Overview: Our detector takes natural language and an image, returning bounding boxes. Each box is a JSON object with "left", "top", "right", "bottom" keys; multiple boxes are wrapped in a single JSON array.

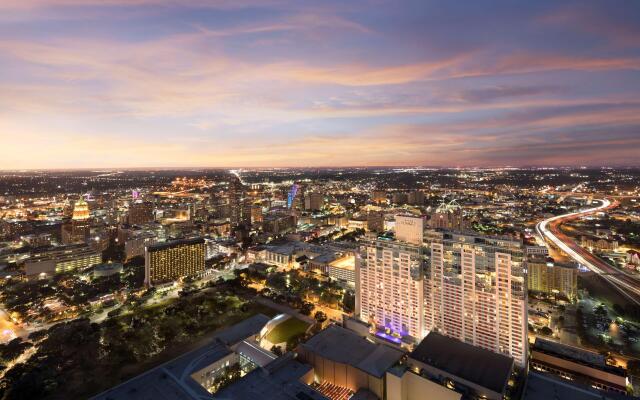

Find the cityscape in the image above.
[{"left": 1, "top": 1, "right": 640, "bottom": 400}]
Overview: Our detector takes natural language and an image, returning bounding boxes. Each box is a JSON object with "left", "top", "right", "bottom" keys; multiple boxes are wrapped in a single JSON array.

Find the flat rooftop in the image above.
[
  {"left": 532, "top": 338, "right": 625, "bottom": 377},
  {"left": 92, "top": 314, "right": 270, "bottom": 400},
  {"left": 216, "top": 355, "right": 328, "bottom": 400},
  {"left": 409, "top": 332, "right": 514, "bottom": 394},
  {"left": 300, "top": 325, "right": 405, "bottom": 378},
  {"left": 524, "top": 372, "right": 632, "bottom": 400}
]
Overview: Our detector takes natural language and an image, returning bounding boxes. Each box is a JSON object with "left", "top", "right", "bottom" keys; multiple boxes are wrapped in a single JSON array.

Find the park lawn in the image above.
[{"left": 265, "top": 317, "right": 310, "bottom": 344}]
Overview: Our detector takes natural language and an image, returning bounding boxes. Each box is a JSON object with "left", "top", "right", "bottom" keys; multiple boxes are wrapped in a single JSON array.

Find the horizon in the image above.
[{"left": 1, "top": 0, "right": 640, "bottom": 168}]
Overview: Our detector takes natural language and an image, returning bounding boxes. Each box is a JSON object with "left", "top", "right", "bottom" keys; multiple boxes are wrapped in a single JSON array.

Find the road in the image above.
[{"left": 537, "top": 199, "right": 640, "bottom": 306}]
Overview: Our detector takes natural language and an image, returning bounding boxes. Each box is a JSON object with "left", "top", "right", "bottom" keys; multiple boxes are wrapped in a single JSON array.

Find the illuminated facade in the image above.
[
  {"left": 527, "top": 257, "right": 578, "bottom": 300},
  {"left": 424, "top": 230, "right": 527, "bottom": 367},
  {"left": 355, "top": 228, "right": 528, "bottom": 367},
  {"left": 144, "top": 238, "right": 205, "bottom": 286},
  {"left": 356, "top": 238, "right": 424, "bottom": 339},
  {"left": 62, "top": 198, "right": 91, "bottom": 244}
]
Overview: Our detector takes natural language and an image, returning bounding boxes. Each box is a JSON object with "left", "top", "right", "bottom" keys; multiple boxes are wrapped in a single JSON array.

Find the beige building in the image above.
[
  {"left": 395, "top": 214, "right": 424, "bottom": 245},
  {"left": 527, "top": 257, "right": 578, "bottom": 300},
  {"left": 297, "top": 325, "right": 405, "bottom": 399},
  {"left": 357, "top": 238, "right": 424, "bottom": 339},
  {"left": 424, "top": 231, "right": 527, "bottom": 367},
  {"left": 144, "top": 238, "right": 205, "bottom": 286}
]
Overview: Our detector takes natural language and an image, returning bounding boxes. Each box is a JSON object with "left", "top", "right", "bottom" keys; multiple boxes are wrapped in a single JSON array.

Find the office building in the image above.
[
  {"left": 428, "top": 200, "right": 466, "bottom": 231},
  {"left": 62, "top": 198, "right": 91, "bottom": 244},
  {"left": 372, "top": 190, "right": 387, "bottom": 204},
  {"left": 144, "top": 238, "right": 205, "bottom": 286},
  {"left": 407, "top": 190, "right": 425, "bottom": 205},
  {"left": 127, "top": 201, "right": 154, "bottom": 225},
  {"left": 367, "top": 211, "right": 385, "bottom": 233},
  {"left": 124, "top": 232, "right": 156, "bottom": 261},
  {"left": 395, "top": 214, "right": 423, "bottom": 245},
  {"left": 24, "top": 244, "right": 102, "bottom": 279},
  {"left": 527, "top": 256, "right": 578, "bottom": 301},
  {"left": 228, "top": 176, "right": 244, "bottom": 226},
  {"left": 304, "top": 192, "right": 324, "bottom": 211}
]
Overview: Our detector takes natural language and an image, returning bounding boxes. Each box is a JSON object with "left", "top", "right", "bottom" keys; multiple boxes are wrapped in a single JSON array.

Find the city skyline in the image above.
[{"left": 1, "top": 0, "right": 640, "bottom": 168}]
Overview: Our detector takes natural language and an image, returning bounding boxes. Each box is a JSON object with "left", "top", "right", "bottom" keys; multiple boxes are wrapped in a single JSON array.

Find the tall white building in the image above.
[
  {"left": 356, "top": 239, "right": 424, "bottom": 339},
  {"left": 356, "top": 227, "right": 528, "bottom": 367},
  {"left": 394, "top": 214, "right": 423, "bottom": 245}
]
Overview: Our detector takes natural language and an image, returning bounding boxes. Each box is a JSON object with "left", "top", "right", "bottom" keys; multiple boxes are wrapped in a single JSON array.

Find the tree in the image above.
[
  {"left": 539, "top": 326, "right": 553, "bottom": 336},
  {"left": 314, "top": 311, "right": 327, "bottom": 324},
  {"left": 271, "top": 345, "right": 283, "bottom": 356}
]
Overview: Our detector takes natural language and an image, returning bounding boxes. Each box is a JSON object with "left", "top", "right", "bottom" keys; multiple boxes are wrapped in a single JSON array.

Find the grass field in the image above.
[{"left": 265, "top": 317, "right": 310, "bottom": 344}]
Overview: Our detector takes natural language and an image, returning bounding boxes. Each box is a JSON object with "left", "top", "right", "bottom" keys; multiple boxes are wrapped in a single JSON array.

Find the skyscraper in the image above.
[
  {"left": 423, "top": 230, "right": 527, "bottom": 366},
  {"left": 227, "top": 176, "right": 244, "bottom": 227},
  {"left": 62, "top": 198, "right": 91, "bottom": 244},
  {"left": 355, "top": 223, "right": 528, "bottom": 367},
  {"left": 356, "top": 238, "right": 425, "bottom": 339}
]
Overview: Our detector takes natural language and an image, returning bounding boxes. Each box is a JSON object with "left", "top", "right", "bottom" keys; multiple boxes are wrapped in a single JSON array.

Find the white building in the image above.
[
  {"left": 356, "top": 229, "right": 528, "bottom": 367},
  {"left": 356, "top": 239, "right": 424, "bottom": 339},
  {"left": 394, "top": 214, "right": 423, "bottom": 245}
]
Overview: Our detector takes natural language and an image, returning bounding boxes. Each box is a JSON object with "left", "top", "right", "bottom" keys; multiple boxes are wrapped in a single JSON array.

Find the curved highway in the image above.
[{"left": 536, "top": 199, "right": 640, "bottom": 306}]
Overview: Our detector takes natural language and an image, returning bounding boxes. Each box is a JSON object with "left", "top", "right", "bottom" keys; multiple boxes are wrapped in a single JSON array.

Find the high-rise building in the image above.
[
  {"left": 527, "top": 256, "right": 578, "bottom": 301},
  {"left": 227, "top": 177, "right": 244, "bottom": 227},
  {"left": 424, "top": 230, "right": 527, "bottom": 366},
  {"left": 304, "top": 193, "right": 324, "bottom": 211},
  {"left": 128, "top": 201, "right": 154, "bottom": 225},
  {"left": 395, "top": 214, "right": 423, "bottom": 245},
  {"left": 407, "top": 190, "right": 425, "bottom": 205},
  {"left": 366, "top": 211, "right": 385, "bottom": 233},
  {"left": 392, "top": 192, "right": 408, "bottom": 205},
  {"left": 62, "top": 198, "right": 91, "bottom": 244},
  {"left": 144, "top": 238, "right": 205, "bottom": 286},
  {"left": 356, "top": 238, "right": 425, "bottom": 339},
  {"left": 355, "top": 227, "right": 528, "bottom": 367}
]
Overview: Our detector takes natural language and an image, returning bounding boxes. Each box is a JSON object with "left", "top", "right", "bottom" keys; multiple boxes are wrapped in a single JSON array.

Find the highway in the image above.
[{"left": 537, "top": 198, "right": 640, "bottom": 306}]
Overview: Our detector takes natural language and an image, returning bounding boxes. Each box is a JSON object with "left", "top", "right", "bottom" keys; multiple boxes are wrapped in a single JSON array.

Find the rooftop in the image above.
[
  {"left": 409, "top": 332, "right": 514, "bottom": 394},
  {"left": 524, "top": 372, "right": 632, "bottom": 400},
  {"left": 299, "top": 325, "right": 405, "bottom": 378},
  {"left": 216, "top": 354, "right": 327, "bottom": 400},
  {"left": 147, "top": 237, "right": 205, "bottom": 252},
  {"left": 92, "top": 314, "right": 270, "bottom": 400},
  {"left": 532, "top": 338, "right": 625, "bottom": 377}
]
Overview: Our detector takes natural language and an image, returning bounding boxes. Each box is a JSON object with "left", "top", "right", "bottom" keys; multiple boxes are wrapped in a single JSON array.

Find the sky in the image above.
[{"left": 1, "top": 0, "right": 639, "bottom": 169}]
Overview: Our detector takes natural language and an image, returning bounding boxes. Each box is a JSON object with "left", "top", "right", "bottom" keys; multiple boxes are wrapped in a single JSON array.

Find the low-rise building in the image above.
[
  {"left": 530, "top": 338, "right": 627, "bottom": 394},
  {"left": 407, "top": 332, "right": 515, "bottom": 400},
  {"left": 297, "top": 324, "right": 406, "bottom": 399},
  {"left": 24, "top": 244, "right": 102, "bottom": 279}
]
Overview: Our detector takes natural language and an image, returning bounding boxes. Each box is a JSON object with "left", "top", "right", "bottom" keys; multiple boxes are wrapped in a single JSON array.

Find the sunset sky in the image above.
[{"left": 1, "top": 0, "right": 639, "bottom": 169}]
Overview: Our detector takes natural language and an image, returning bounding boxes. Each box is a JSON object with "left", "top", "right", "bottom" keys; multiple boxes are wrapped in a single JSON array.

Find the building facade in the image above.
[
  {"left": 527, "top": 257, "right": 578, "bottom": 301},
  {"left": 144, "top": 238, "right": 205, "bottom": 285},
  {"left": 423, "top": 231, "right": 527, "bottom": 366},
  {"left": 356, "top": 238, "right": 425, "bottom": 339},
  {"left": 356, "top": 225, "right": 528, "bottom": 367}
]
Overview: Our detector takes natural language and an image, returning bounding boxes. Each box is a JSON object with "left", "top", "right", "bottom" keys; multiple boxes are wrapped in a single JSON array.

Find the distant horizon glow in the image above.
[{"left": 1, "top": 0, "right": 639, "bottom": 169}]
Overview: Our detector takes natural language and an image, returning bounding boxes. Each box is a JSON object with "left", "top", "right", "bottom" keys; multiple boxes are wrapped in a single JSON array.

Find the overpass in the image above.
[{"left": 536, "top": 199, "right": 640, "bottom": 306}]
